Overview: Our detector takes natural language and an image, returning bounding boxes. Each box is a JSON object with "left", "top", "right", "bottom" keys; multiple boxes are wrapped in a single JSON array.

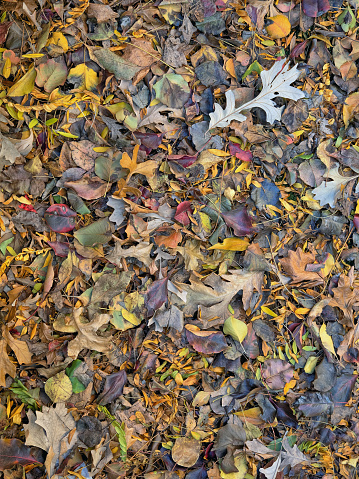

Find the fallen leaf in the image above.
[
  {"left": 265, "top": 15, "right": 291, "bottom": 39},
  {"left": 0, "top": 438, "right": 40, "bottom": 471},
  {"left": 44, "top": 370, "right": 73, "bottom": 403},
  {"left": 319, "top": 323, "right": 336, "bottom": 355},
  {"left": 223, "top": 316, "right": 248, "bottom": 343},
  {"left": 171, "top": 437, "right": 201, "bottom": 467},
  {"left": 186, "top": 324, "right": 228, "bottom": 354}
]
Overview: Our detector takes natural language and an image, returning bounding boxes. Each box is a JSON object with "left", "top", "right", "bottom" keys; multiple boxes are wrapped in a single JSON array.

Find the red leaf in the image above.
[
  {"left": 44, "top": 204, "right": 77, "bottom": 233},
  {"left": 302, "top": 0, "right": 330, "bottom": 17},
  {"left": 0, "top": 438, "right": 40, "bottom": 471},
  {"left": 354, "top": 215, "right": 359, "bottom": 232},
  {"left": 18, "top": 203, "right": 37, "bottom": 213},
  {"left": 290, "top": 40, "right": 308, "bottom": 59},
  {"left": 145, "top": 277, "right": 168, "bottom": 316},
  {"left": 175, "top": 201, "right": 193, "bottom": 226},
  {"left": 168, "top": 155, "right": 197, "bottom": 168},
  {"left": 222, "top": 206, "right": 254, "bottom": 236},
  {"left": 228, "top": 142, "right": 252, "bottom": 162}
]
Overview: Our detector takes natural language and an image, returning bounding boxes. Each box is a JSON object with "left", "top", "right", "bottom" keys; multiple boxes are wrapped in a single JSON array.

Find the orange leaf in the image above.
[{"left": 265, "top": 15, "right": 291, "bottom": 39}]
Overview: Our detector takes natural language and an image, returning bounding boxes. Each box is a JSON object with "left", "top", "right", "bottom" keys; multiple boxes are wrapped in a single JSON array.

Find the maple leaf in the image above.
[{"left": 279, "top": 248, "right": 324, "bottom": 285}]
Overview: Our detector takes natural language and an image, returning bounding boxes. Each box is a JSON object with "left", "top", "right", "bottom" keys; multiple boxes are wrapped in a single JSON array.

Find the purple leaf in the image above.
[
  {"left": 331, "top": 372, "right": 357, "bottom": 407},
  {"left": 98, "top": 370, "right": 127, "bottom": 405},
  {"left": 186, "top": 325, "right": 227, "bottom": 354},
  {"left": 269, "top": 399, "right": 298, "bottom": 428},
  {"left": 134, "top": 131, "right": 164, "bottom": 154},
  {"left": 145, "top": 277, "right": 168, "bottom": 316},
  {"left": 47, "top": 241, "right": 70, "bottom": 257},
  {"left": 222, "top": 206, "right": 254, "bottom": 236},
  {"left": 0, "top": 438, "right": 40, "bottom": 471},
  {"left": 168, "top": 155, "right": 197, "bottom": 168},
  {"left": 302, "top": 0, "right": 330, "bottom": 17}
]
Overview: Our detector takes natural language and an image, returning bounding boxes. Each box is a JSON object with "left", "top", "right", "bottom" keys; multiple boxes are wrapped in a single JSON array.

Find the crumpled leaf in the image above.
[
  {"left": 209, "top": 59, "right": 305, "bottom": 129},
  {"left": 312, "top": 164, "right": 358, "bottom": 208}
]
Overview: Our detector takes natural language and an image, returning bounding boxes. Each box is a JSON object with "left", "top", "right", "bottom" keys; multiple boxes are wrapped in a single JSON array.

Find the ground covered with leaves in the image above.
[{"left": 1, "top": 0, "right": 359, "bottom": 478}]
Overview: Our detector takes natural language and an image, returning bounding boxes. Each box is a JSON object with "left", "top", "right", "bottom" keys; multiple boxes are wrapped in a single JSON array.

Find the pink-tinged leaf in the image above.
[
  {"left": 276, "top": 0, "right": 296, "bottom": 12},
  {"left": 261, "top": 359, "right": 294, "bottom": 390},
  {"left": 354, "top": 215, "right": 359, "bottom": 232},
  {"left": 134, "top": 131, "right": 164, "bottom": 154},
  {"left": 47, "top": 241, "right": 70, "bottom": 257},
  {"left": 168, "top": 155, "right": 197, "bottom": 168},
  {"left": 302, "top": 0, "right": 330, "bottom": 17},
  {"left": 186, "top": 325, "right": 227, "bottom": 354},
  {"left": 228, "top": 142, "right": 252, "bottom": 162},
  {"left": 64, "top": 176, "right": 108, "bottom": 200},
  {"left": 145, "top": 277, "right": 168, "bottom": 316},
  {"left": 240, "top": 323, "right": 259, "bottom": 359},
  {"left": 98, "top": 370, "right": 127, "bottom": 405},
  {"left": 222, "top": 206, "right": 254, "bottom": 236},
  {"left": 0, "top": 438, "right": 40, "bottom": 471},
  {"left": 44, "top": 204, "right": 77, "bottom": 233},
  {"left": 290, "top": 40, "right": 308, "bottom": 59},
  {"left": 175, "top": 201, "right": 193, "bottom": 226},
  {"left": 18, "top": 203, "right": 37, "bottom": 213}
]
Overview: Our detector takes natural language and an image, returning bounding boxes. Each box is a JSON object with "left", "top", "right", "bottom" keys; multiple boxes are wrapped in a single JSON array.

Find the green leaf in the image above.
[
  {"left": 10, "top": 378, "right": 39, "bottom": 409},
  {"left": 67, "top": 189, "right": 91, "bottom": 215},
  {"left": 223, "top": 316, "right": 248, "bottom": 343},
  {"left": 45, "top": 118, "right": 58, "bottom": 126},
  {"left": 242, "top": 60, "right": 263, "bottom": 81},
  {"left": 0, "top": 237, "right": 13, "bottom": 255},
  {"left": 29, "top": 118, "right": 39, "bottom": 129},
  {"left": 66, "top": 360, "right": 86, "bottom": 394},
  {"left": 74, "top": 218, "right": 112, "bottom": 247},
  {"left": 98, "top": 405, "right": 127, "bottom": 461},
  {"left": 338, "top": 5, "right": 356, "bottom": 33}
]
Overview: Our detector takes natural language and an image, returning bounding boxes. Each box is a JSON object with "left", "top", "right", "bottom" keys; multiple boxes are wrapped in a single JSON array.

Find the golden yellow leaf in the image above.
[
  {"left": 208, "top": 149, "right": 230, "bottom": 157},
  {"left": 209, "top": 237, "right": 249, "bottom": 251},
  {"left": 265, "top": 15, "right": 291, "bottom": 39},
  {"left": 7, "top": 68, "right": 37, "bottom": 97}
]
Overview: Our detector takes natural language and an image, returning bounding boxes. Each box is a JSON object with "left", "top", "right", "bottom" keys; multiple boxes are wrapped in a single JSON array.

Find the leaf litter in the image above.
[{"left": 1, "top": 1, "right": 359, "bottom": 479}]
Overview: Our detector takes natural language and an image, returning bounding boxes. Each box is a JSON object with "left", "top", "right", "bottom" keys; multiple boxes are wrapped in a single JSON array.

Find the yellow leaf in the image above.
[
  {"left": 284, "top": 379, "right": 296, "bottom": 395},
  {"left": 320, "top": 323, "right": 336, "bottom": 355},
  {"left": 7, "top": 68, "right": 37, "bottom": 97},
  {"left": 3, "top": 57, "right": 11, "bottom": 79},
  {"left": 209, "top": 237, "right": 249, "bottom": 251},
  {"left": 208, "top": 149, "right": 230, "bottom": 157},
  {"left": 47, "top": 32, "right": 69, "bottom": 53},
  {"left": 121, "top": 307, "right": 141, "bottom": 326},
  {"left": 67, "top": 64, "right": 99, "bottom": 92},
  {"left": 265, "top": 15, "right": 291, "bottom": 39},
  {"left": 304, "top": 356, "right": 319, "bottom": 374},
  {"left": 223, "top": 317, "right": 248, "bottom": 343},
  {"left": 321, "top": 253, "right": 334, "bottom": 277},
  {"left": 295, "top": 307, "right": 310, "bottom": 315},
  {"left": 261, "top": 306, "right": 277, "bottom": 317}
]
